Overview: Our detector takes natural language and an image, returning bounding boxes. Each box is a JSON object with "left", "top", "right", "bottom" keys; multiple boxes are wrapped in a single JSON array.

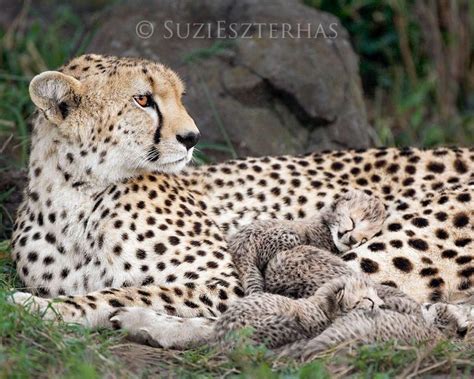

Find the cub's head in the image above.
[
  {"left": 324, "top": 190, "right": 386, "bottom": 252},
  {"left": 313, "top": 274, "right": 384, "bottom": 314},
  {"left": 334, "top": 274, "right": 384, "bottom": 313},
  {"left": 29, "top": 54, "right": 199, "bottom": 181}
]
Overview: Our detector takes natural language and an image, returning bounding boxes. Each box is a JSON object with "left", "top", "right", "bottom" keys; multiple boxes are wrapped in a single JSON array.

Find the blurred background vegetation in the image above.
[
  {"left": 0, "top": 0, "right": 473, "bottom": 170},
  {"left": 307, "top": 0, "right": 473, "bottom": 147}
]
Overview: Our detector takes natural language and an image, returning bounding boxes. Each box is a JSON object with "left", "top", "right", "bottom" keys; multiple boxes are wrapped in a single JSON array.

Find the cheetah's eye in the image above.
[
  {"left": 361, "top": 238, "right": 368, "bottom": 244},
  {"left": 133, "top": 94, "right": 153, "bottom": 108}
]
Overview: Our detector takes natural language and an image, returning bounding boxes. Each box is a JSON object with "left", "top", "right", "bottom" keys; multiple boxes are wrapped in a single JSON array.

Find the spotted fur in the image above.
[
  {"left": 229, "top": 189, "right": 385, "bottom": 294},
  {"left": 10, "top": 55, "right": 473, "bottom": 343},
  {"left": 278, "top": 303, "right": 472, "bottom": 361}
]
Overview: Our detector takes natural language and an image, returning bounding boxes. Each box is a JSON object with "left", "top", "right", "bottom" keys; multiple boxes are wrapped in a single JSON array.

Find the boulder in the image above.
[{"left": 88, "top": 0, "right": 374, "bottom": 160}]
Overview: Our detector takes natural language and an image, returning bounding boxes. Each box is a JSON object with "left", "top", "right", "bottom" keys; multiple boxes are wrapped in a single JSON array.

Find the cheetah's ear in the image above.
[{"left": 29, "top": 71, "right": 82, "bottom": 125}]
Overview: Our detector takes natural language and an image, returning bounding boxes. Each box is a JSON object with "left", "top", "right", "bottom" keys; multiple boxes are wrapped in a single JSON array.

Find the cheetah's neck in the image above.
[{"left": 25, "top": 120, "right": 111, "bottom": 243}]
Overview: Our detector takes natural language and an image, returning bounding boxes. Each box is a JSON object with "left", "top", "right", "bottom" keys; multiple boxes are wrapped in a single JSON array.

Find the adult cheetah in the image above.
[{"left": 10, "top": 55, "right": 473, "bottom": 345}]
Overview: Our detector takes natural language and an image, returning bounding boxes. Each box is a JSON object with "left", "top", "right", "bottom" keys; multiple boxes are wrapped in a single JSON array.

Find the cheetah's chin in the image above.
[{"left": 156, "top": 158, "right": 188, "bottom": 173}]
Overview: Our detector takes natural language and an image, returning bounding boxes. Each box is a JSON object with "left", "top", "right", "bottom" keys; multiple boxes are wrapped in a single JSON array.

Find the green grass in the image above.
[
  {"left": 0, "top": 4, "right": 96, "bottom": 168},
  {"left": 305, "top": 0, "right": 474, "bottom": 147},
  {"left": 0, "top": 242, "right": 126, "bottom": 378}
]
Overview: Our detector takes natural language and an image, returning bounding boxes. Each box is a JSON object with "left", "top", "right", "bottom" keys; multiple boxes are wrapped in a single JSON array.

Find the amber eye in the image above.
[
  {"left": 133, "top": 94, "right": 152, "bottom": 107},
  {"left": 361, "top": 238, "right": 368, "bottom": 244}
]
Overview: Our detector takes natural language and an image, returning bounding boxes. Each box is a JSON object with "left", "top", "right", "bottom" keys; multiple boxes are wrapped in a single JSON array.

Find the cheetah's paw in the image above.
[
  {"left": 8, "top": 291, "right": 57, "bottom": 318},
  {"left": 8, "top": 291, "right": 86, "bottom": 323},
  {"left": 110, "top": 307, "right": 216, "bottom": 349}
]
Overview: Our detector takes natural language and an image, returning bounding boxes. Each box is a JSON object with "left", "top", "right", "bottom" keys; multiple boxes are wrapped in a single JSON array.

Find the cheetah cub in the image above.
[
  {"left": 264, "top": 245, "right": 418, "bottom": 315},
  {"left": 213, "top": 274, "right": 384, "bottom": 350},
  {"left": 279, "top": 302, "right": 472, "bottom": 362},
  {"left": 229, "top": 189, "right": 386, "bottom": 294}
]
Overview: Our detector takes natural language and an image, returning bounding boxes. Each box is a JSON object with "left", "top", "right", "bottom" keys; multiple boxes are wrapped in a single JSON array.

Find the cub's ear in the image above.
[
  {"left": 29, "top": 71, "right": 82, "bottom": 125},
  {"left": 335, "top": 286, "right": 345, "bottom": 303}
]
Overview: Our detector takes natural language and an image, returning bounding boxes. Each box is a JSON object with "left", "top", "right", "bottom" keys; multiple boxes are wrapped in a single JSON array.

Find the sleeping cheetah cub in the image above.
[
  {"left": 279, "top": 302, "right": 472, "bottom": 361},
  {"left": 213, "top": 274, "right": 384, "bottom": 350},
  {"left": 229, "top": 189, "right": 386, "bottom": 295},
  {"left": 264, "top": 246, "right": 419, "bottom": 314}
]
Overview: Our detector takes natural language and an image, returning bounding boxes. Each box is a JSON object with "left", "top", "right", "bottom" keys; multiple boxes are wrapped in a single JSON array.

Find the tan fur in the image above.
[
  {"left": 228, "top": 190, "right": 385, "bottom": 294},
  {"left": 212, "top": 274, "right": 383, "bottom": 350},
  {"left": 278, "top": 303, "right": 472, "bottom": 361},
  {"left": 9, "top": 54, "right": 473, "bottom": 348}
]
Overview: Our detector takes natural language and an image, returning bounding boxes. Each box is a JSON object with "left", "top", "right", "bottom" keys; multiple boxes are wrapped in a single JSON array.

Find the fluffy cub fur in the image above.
[
  {"left": 229, "top": 190, "right": 386, "bottom": 295},
  {"left": 213, "top": 274, "right": 383, "bottom": 349},
  {"left": 279, "top": 303, "right": 472, "bottom": 361}
]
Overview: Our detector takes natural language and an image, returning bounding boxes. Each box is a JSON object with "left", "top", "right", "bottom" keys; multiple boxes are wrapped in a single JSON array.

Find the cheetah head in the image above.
[
  {"left": 335, "top": 274, "right": 384, "bottom": 313},
  {"left": 422, "top": 303, "right": 472, "bottom": 339},
  {"left": 325, "top": 190, "right": 386, "bottom": 252},
  {"left": 29, "top": 54, "right": 199, "bottom": 182},
  {"left": 315, "top": 274, "right": 384, "bottom": 314}
]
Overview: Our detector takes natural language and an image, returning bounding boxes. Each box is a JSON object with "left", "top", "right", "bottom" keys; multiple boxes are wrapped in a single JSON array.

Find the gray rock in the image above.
[{"left": 88, "top": 0, "right": 374, "bottom": 159}]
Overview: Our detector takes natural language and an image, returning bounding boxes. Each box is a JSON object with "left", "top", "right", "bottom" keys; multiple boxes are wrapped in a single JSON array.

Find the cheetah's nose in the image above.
[
  {"left": 177, "top": 132, "right": 200, "bottom": 150},
  {"left": 457, "top": 327, "right": 468, "bottom": 338}
]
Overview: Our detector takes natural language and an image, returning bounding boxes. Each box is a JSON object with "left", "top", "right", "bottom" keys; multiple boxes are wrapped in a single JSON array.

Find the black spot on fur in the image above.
[
  {"left": 360, "top": 258, "right": 379, "bottom": 273},
  {"left": 392, "top": 257, "right": 413, "bottom": 272},
  {"left": 389, "top": 240, "right": 403, "bottom": 248},
  {"left": 108, "top": 299, "right": 125, "bottom": 308},
  {"left": 411, "top": 217, "right": 428, "bottom": 228},
  {"left": 435, "top": 229, "right": 449, "bottom": 240},
  {"left": 427, "top": 161, "right": 445, "bottom": 173},
  {"left": 380, "top": 281, "right": 397, "bottom": 288},
  {"left": 453, "top": 213, "right": 469, "bottom": 228},
  {"left": 453, "top": 159, "right": 468, "bottom": 174},
  {"left": 441, "top": 249, "right": 458, "bottom": 259},
  {"left": 408, "top": 239, "right": 428, "bottom": 251},
  {"left": 419, "top": 267, "right": 438, "bottom": 276},
  {"left": 341, "top": 252, "right": 357, "bottom": 261},
  {"left": 388, "top": 223, "right": 402, "bottom": 232},
  {"left": 367, "top": 242, "right": 385, "bottom": 252}
]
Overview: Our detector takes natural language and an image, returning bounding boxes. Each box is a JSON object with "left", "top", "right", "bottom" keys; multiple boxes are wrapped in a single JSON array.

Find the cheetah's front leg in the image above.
[
  {"left": 10, "top": 282, "right": 228, "bottom": 328},
  {"left": 10, "top": 290, "right": 138, "bottom": 327}
]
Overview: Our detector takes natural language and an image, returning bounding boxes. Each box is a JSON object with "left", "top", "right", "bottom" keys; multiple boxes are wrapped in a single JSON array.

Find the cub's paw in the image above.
[{"left": 110, "top": 307, "right": 215, "bottom": 349}]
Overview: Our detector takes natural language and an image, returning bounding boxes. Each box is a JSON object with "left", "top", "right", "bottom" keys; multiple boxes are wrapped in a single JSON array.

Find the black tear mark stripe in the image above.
[{"left": 153, "top": 101, "right": 163, "bottom": 144}]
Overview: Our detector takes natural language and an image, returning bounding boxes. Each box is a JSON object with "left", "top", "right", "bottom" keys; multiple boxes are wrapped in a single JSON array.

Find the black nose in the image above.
[
  {"left": 177, "top": 132, "right": 200, "bottom": 150},
  {"left": 457, "top": 327, "right": 468, "bottom": 338}
]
